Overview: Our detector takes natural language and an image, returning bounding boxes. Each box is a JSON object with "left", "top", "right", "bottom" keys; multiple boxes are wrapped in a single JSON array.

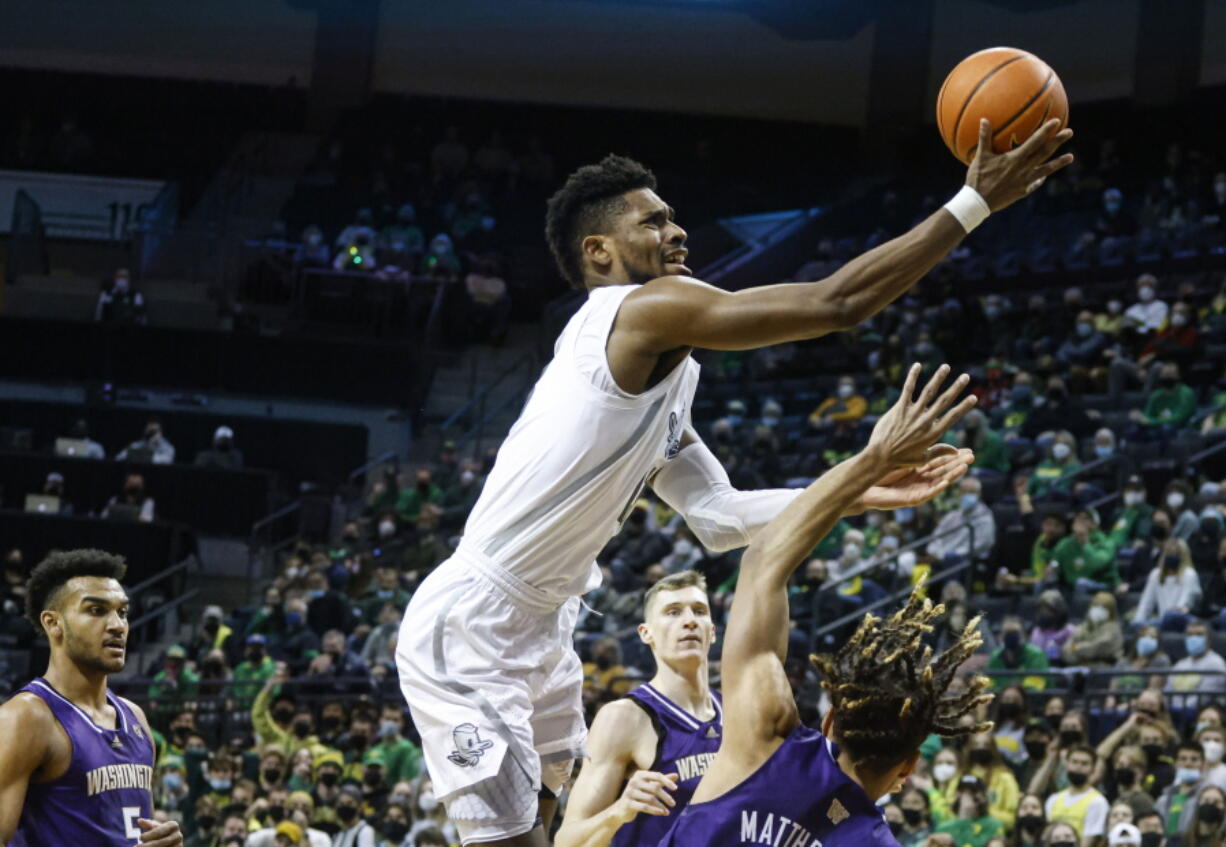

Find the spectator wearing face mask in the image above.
[
  {"left": 1097, "top": 300, "right": 1127, "bottom": 338},
  {"left": 1109, "top": 747, "right": 1157, "bottom": 819},
  {"left": 1129, "top": 364, "right": 1197, "bottom": 436},
  {"left": 331, "top": 784, "right": 375, "bottom": 847},
  {"left": 1168, "top": 621, "right": 1226, "bottom": 707},
  {"left": 937, "top": 774, "right": 1005, "bottom": 847},
  {"left": 1156, "top": 742, "right": 1209, "bottom": 836},
  {"left": 1111, "top": 303, "right": 1200, "bottom": 397},
  {"left": 1124, "top": 274, "right": 1170, "bottom": 336},
  {"left": 1045, "top": 744, "right": 1110, "bottom": 844},
  {"left": 293, "top": 225, "right": 331, "bottom": 269},
  {"left": 95, "top": 267, "right": 147, "bottom": 324},
  {"left": 1111, "top": 477, "right": 1155, "bottom": 553},
  {"left": 1011, "top": 794, "right": 1048, "bottom": 847},
  {"left": 1031, "top": 591, "right": 1077, "bottom": 661},
  {"left": 1062, "top": 592, "right": 1124, "bottom": 666},
  {"left": 196, "top": 426, "right": 244, "bottom": 470},
  {"left": 117, "top": 419, "right": 175, "bottom": 464},
  {"left": 360, "top": 567, "right": 410, "bottom": 625},
  {"left": 1180, "top": 784, "right": 1226, "bottom": 847},
  {"left": 1028, "top": 434, "right": 1082, "bottom": 501},
  {"left": 928, "top": 476, "right": 997, "bottom": 562},
  {"left": 269, "top": 600, "right": 321, "bottom": 675},
  {"left": 951, "top": 733, "right": 1021, "bottom": 832},
  {"left": 1110, "top": 627, "right": 1172, "bottom": 695},
  {"left": 155, "top": 755, "right": 191, "bottom": 813},
  {"left": 395, "top": 469, "right": 442, "bottom": 524},
  {"left": 37, "top": 471, "right": 73, "bottom": 515},
  {"left": 438, "top": 461, "right": 483, "bottom": 532},
  {"left": 374, "top": 801, "right": 412, "bottom": 847},
  {"left": 1052, "top": 510, "right": 1121, "bottom": 595},
  {"left": 232, "top": 634, "right": 276, "bottom": 706},
  {"left": 1162, "top": 481, "right": 1200, "bottom": 541},
  {"left": 148, "top": 644, "right": 199, "bottom": 717},
  {"left": 102, "top": 472, "right": 156, "bottom": 522},
  {"left": 952, "top": 409, "right": 1011, "bottom": 475},
  {"left": 807, "top": 375, "right": 867, "bottom": 433},
  {"left": 1197, "top": 727, "right": 1226, "bottom": 792},
  {"left": 1134, "top": 538, "right": 1201, "bottom": 630},
  {"left": 988, "top": 617, "right": 1050, "bottom": 692},
  {"left": 895, "top": 788, "right": 934, "bottom": 847},
  {"left": 1057, "top": 311, "right": 1108, "bottom": 384},
  {"left": 1039, "top": 821, "right": 1081, "bottom": 847},
  {"left": 1136, "top": 811, "right": 1168, "bottom": 847}
]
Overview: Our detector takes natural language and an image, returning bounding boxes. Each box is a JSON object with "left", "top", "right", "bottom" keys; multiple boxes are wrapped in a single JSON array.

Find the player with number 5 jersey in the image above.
[
  {"left": 397, "top": 133, "right": 1073, "bottom": 847},
  {"left": 0, "top": 549, "right": 181, "bottom": 847}
]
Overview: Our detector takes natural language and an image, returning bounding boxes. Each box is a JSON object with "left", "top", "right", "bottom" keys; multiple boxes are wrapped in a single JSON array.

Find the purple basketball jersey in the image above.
[
  {"left": 13, "top": 678, "right": 154, "bottom": 846},
  {"left": 610, "top": 684, "right": 723, "bottom": 847},
  {"left": 657, "top": 724, "right": 900, "bottom": 847}
]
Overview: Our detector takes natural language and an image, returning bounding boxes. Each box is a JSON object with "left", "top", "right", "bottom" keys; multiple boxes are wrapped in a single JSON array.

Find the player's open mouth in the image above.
[
  {"left": 104, "top": 641, "right": 125, "bottom": 652},
  {"left": 664, "top": 250, "right": 689, "bottom": 272}
]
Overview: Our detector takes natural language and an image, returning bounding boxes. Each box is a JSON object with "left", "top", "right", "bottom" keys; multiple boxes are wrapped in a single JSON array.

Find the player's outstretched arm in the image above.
[
  {"left": 614, "top": 119, "right": 1072, "bottom": 354},
  {"left": 0, "top": 695, "right": 53, "bottom": 842},
  {"left": 556, "top": 700, "right": 675, "bottom": 847},
  {"left": 719, "top": 365, "right": 975, "bottom": 754},
  {"left": 651, "top": 429, "right": 973, "bottom": 553}
]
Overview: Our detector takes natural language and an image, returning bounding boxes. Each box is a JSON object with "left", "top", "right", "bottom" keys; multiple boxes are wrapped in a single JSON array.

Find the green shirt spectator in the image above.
[
  {"left": 1109, "top": 483, "right": 1155, "bottom": 550},
  {"left": 148, "top": 645, "right": 199, "bottom": 716},
  {"left": 987, "top": 618, "right": 1050, "bottom": 691},
  {"left": 1053, "top": 529, "right": 1120, "bottom": 589},
  {"left": 937, "top": 814, "right": 1004, "bottom": 847},
  {"left": 946, "top": 410, "right": 1011, "bottom": 474},
  {"left": 1028, "top": 442, "right": 1080, "bottom": 500},
  {"left": 1136, "top": 371, "right": 1197, "bottom": 429},
  {"left": 1200, "top": 390, "right": 1226, "bottom": 435},
  {"left": 372, "top": 705, "right": 423, "bottom": 784},
  {"left": 395, "top": 470, "right": 444, "bottom": 522},
  {"left": 359, "top": 567, "right": 411, "bottom": 625},
  {"left": 231, "top": 636, "right": 276, "bottom": 705}
]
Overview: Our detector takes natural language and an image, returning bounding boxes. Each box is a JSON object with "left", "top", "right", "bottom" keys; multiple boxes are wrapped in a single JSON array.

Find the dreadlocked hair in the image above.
[
  {"left": 544, "top": 154, "right": 657, "bottom": 290},
  {"left": 811, "top": 584, "right": 994, "bottom": 774}
]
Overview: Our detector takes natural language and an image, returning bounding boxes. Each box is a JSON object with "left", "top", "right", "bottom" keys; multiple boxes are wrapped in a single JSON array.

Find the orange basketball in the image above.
[{"left": 937, "top": 47, "right": 1069, "bottom": 165}]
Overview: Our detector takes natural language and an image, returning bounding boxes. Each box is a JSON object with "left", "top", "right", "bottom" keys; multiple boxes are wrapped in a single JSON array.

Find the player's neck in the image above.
[
  {"left": 649, "top": 658, "right": 712, "bottom": 720},
  {"left": 44, "top": 655, "right": 110, "bottom": 713},
  {"left": 835, "top": 748, "right": 894, "bottom": 804}
]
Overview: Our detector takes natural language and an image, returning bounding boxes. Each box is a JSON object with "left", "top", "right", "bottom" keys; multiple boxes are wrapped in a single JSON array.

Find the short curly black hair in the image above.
[
  {"left": 545, "top": 154, "right": 657, "bottom": 290},
  {"left": 25, "top": 549, "right": 127, "bottom": 633}
]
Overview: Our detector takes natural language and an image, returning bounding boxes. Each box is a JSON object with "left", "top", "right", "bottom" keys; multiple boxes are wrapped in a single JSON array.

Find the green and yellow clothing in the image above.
[
  {"left": 1046, "top": 786, "right": 1109, "bottom": 838},
  {"left": 1028, "top": 459, "right": 1081, "bottom": 499},
  {"left": 808, "top": 394, "right": 868, "bottom": 426},
  {"left": 936, "top": 815, "right": 1003, "bottom": 847},
  {"left": 1110, "top": 504, "right": 1155, "bottom": 549},
  {"left": 371, "top": 734, "right": 423, "bottom": 784},
  {"left": 231, "top": 656, "right": 276, "bottom": 705},
  {"left": 1140, "top": 383, "right": 1197, "bottom": 428},
  {"left": 250, "top": 682, "right": 329, "bottom": 760},
  {"left": 943, "top": 426, "right": 1010, "bottom": 474},
  {"left": 1203, "top": 391, "right": 1226, "bottom": 430},
  {"left": 1031, "top": 536, "right": 1061, "bottom": 579},
  {"left": 986, "top": 644, "right": 1049, "bottom": 691},
  {"left": 395, "top": 483, "right": 443, "bottom": 522},
  {"left": 1053, "top": 531, "right": 1120, "bottom": 588},
  {"left": 927, "top": 783, "right": 957, "bottom": 826},
  {"left": 942, "top": 767, "right": 1020, "bottom": 832}
]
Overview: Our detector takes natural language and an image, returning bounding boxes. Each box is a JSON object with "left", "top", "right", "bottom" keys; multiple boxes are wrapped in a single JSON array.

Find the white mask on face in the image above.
[
  {"left": 843, "top": 543, "right": 861, "bottom": 561},
  {"left": 1139, "top": 286, "right": 1155, "bottom": 303},
  {"left": 378, "top": 520, "right": 396, "bottom": 538},
  {"left": 1088, "top": 606, "right": 1109, "bottom": 624},
  {"left": 1052, "top": 443, "right": 1072, "bottom": 460},
  {"left": 838, "top": 384, "right": 855, "bottom": 399},
  {"left": 1124, "top": 491, "right": 1145, "bottom": 507},
  {"left": 1204, "top": 740, "right": 1225, "bottom": 764},
  {"left": 1168, "top": 493, "right": 1186, "bottom": 510},
  {"left": 418, "top": 791, "right": 438, "bottom": 813},
  {"left": 673, "top": 539, "right": 694, "bottom": 557},
  {"left": 933, "top": 763, "right": 957, "bottom": 784}
]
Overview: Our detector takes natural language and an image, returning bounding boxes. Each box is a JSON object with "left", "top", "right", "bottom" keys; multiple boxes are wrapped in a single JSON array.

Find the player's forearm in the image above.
[
  {"left": 744, "top": 447, "right": 890, "bottom": 587},
  {"left": 555, "top": 806, "right": 630, "bottom": 847},
  {"left": 809, "top": 210, "right": 966, "bottom": 329}
]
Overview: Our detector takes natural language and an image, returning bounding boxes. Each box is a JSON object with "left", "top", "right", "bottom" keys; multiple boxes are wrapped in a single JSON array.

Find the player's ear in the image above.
[
  {"left": 637, "top": 622, "right": 653, "bottom": 646},
  {"left": 41, "top": 610, "right": 61, "bottom": 639},
  {"left": 581, "top": 234, "right": 612, "bottom": 270}
]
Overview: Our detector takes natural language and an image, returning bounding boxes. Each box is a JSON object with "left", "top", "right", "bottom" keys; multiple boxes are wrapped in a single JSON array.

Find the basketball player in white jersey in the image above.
[{"left": 396, "top": 118, "right": 1073, "bottom": 846}]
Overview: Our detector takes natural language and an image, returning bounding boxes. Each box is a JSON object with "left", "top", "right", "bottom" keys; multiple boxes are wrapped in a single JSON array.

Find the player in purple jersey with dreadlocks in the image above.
[{"left": 659, "top": 364, "right": 994, "bottom": 847}]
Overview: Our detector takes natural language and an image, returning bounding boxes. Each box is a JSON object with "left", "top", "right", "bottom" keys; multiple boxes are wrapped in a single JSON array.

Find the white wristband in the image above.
[{"left": 943, "top": 185, "right": 991, "bottom": 233}]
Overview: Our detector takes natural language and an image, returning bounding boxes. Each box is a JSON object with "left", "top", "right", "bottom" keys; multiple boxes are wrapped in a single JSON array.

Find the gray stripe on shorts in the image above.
[
  {"left": 482, "top": 395, "right": 665, "bottom": 558},
  {"left": 432, "top": 584, "right": 537, "bottom": 789}
]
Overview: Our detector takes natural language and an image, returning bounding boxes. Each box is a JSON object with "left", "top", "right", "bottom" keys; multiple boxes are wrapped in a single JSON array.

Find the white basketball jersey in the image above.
[{"left": 458, "top": 284, "right": 700, "bottom": 602}]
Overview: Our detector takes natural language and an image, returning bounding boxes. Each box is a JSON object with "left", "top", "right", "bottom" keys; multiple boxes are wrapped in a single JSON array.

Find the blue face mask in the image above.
[
  {"left": 209, "top": 778, "right": 232, "bottom": 792},
  {"left": 162, "top": 772, "right": 183, "bottom": 792},
  {"left": 1011, "top": 385, "right": 1031, "bottom": 403},
  {"left": 725, "top": 414, "right": 742, "bottom": 427},
  {"left": 376, "top": 589, "right": 394, "bottom": 599},
  {"left": 896, "top": 507, "right": 915, "bottom": 525},
  {"left": 285, "top": 611, "right": 303, "bottom": 627},
  {"left": 1077, "top": 322, "right": 1093, "bottom": 337},
  {"left": 1187, "top": 635, "right": 1208, "bottom": 657},
  {"left": 1137, "top": 635, "right": 1159, "bottom": 657},
  {"left": 1095, "top": 445, "right": 1114, "bottom": 459},
  {"left": 960, "top": 493, "right": 980, "bottom": 511},
  {"left": 1177, "top": 767, "right": 1202, "bottom": 785},
  {"left": 308, "top": 589, "right": 325, "bottom": 600}
]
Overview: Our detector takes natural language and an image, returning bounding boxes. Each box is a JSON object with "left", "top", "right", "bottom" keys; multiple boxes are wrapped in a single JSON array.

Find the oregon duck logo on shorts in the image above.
[{"left": 447, "top": 723, "right": 495, "bottom": 768}]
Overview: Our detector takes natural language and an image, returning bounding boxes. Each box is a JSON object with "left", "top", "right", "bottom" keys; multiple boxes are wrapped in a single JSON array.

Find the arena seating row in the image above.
[
  {"left": 0, "top": 316, "right": 428, "bottom": 407},
  {"left": 0, "top": 510, "right": 194, "bottom": 587},
  {"left": 2, "top": 399, "right": 368, "bottom": 487},
  {"left": 0, "top": 451, "right": 274, "bottom": 536}
]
